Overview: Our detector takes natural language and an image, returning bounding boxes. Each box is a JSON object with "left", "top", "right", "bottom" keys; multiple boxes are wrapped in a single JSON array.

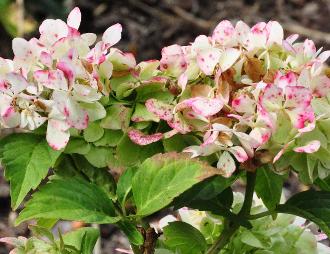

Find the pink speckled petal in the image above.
[
  {"left": 145, "top": 99, "right": 173, "bottom": 121},
  {"left": 274, "top": 71, "right": 297, "bottom": 89},
  {"left": 34, "top": 70, "right": 68, "bottom": 91},
  {"left": 197, "top": 49, "right": 221, "bottom": 75},
  {"left": 177, "top": 97, "right": 224, "bottom": 117},
  {"left": 128, "top": 129, "right": 163, "bottom": 145},
  {"left": 212, "top": 20, "right": 235, "bottom": 45},
  {"left": 293, "top": 140, "right": 321, "bottom": 153}
]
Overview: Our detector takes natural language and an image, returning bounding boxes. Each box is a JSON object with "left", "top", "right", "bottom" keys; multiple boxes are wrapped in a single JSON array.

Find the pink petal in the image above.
[
  {"left": 40, "top": 51, "right": 52, "bottom": 67},
  {"left": 52, "top": 91, "right": 89, "bottom": 129},
  {"left": 259, "top": 84, "right": 284, "bottom": 111},
  {"left": 303, "top": 39, "right": 316, "bottom": 58},
  {"left": 128, "top": 129, "right": 163, "bottom": 145},
  {"left": 160, "top": 44, "right": 187, "bottom": 77},
  {"left": 312, "top": 75, "right": 330, "bottom": 97},
  {"left": 273, "top": 142, "right": 292, "bottom": 163},
  {"left": 197, "top": 49, "right": 221, "bottom": 75},
  {"left": 228, "top": 146, "right": 249, "bottom": 163},
  {"left": 67, "top": 7, "right": 81, "bottom": 29},
  {"left": 178, "top": 72, "right": 188, "bottom": 93},
  {"left": 286, "top": 34, "right": 299, "bottom": 44},
  {"left": 274, "top": 71, "right": 297, "bottom": 89},
  {"left": 167, "top": 114, "right": 192, "bottom": 134},
  {"left": 202, "top": 130, "right": 219, "bottom": 146},
  {"left": 235, "top": 21, "right": 250, "bottom": 46},
  {"left": 284, "top": 86, "right": 315, "bottom": 130},
  {"left": 176, "top": 97, "right": 224, "bottom": 117},
  {"left": 212, "top": 20, "right": 235, "bottom": 45},
  {"left": 293, "top": 140, "right": 321, "bottom": 153},
  {"left": 34, "top": 70, "right": 68, "bottom": 91},
  {"left": 56, "top": 60, "right": 75, "bottom": 87},
  {"left": 249, "top": 127, "right": 271, "bottom": 147},
  {"left": 86, "top": 41, "right": 107, "bottom": 64},
  {"left": 108, "top": 49, "right": 136, "bottom": 70},
  {"left": 46, "top": 119, "right": 70, "bottom": 150},
  {"left": 251, "top": 22, "right": 267, "bottom": 35},
  {"left": 102, "top": 23, "right": 122, "bottom": 46},
  {"left": 145, "top": 99, "right": 173, "bottom": 121},
  {"left": 1, "top": 106, "right": 21, "bottom": 128},
  {"left": 232, "top": 94, "right": 255, "bottom": 114}
]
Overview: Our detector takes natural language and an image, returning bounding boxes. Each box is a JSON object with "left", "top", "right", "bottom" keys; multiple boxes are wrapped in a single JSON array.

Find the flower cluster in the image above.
[
  {"left": 1, "top": 8, "right": 329, "bottom": 178},
  {"left": 0, "top": 7, "right": 132, "bottom": 150}
]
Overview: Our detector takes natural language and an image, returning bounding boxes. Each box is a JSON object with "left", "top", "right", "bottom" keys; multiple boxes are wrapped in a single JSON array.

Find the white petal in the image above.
[
  {"left": 266, "top": 21, "right": 284, "bottom": 45},
  {"left": 102, "top": 23, "right": 122, "bottom": 46},
  {"left": 46, "top": 119, "right": 70, "bottom": 150},
  {"left": 6, "top": 73, "right": 29, "bottom": 94},
  {"left": 81, "top": 33, "right": 97, "bottom": 46},
  {"left": 217, "top": 151, "right": 236, "bottom": 177},
  {"left": 218, "top": 48, "right": 240, "bottom": 72},
  {"left": 67, "top": 7, "right": 81, "bottom": 29}
]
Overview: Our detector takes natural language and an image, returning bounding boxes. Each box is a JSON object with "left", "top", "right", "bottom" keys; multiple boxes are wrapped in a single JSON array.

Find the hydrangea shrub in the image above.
[{"left": 0, "top": 7, "right": 330, "bottom": 254}]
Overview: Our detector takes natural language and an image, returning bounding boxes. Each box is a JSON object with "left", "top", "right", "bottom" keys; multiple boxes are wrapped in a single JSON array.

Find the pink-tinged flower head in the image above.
[
  {"left": 160, "top": 44, "right": 187, "bottom": 77},
  {"left": 260, "top": 82, "right": 315, "bottom": 132}
]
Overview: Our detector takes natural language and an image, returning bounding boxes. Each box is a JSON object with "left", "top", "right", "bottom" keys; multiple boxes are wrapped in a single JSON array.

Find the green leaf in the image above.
[
  {"left": 163, "top": 134, "right": 201, "bottom": 152},
  {"left": 100, "top": 105, "right": 132, "bottom": 130},
  {"left": 132, "top": 152, "right": 224, "bottom": 216},
  {"left": 83, "top": 122, "right": 104, "bottom": 142},
  {"left": 290, "top": 154, "right": 317, "bottom": 184},
  {"left": 64, "top": 138, "right": 91, "bottom": 155},
  {"left": 240, "top": 231, "right": 271, "bottom": 249},
  {"left": 255, "top": 166, "right": 284, "bottom": 211},
  {"left": 163, "top": 221, "right": 207, "bottom": 254},
  {"left": 84, "top": 146, "right": 114, "bottom": 168},
  {"left": 16, "top": 177, "right": 120, "bottom": 225},
  {"left": 315, "top": 176, "right": 330, "bottom": 191},
  {"left": 276, "top": 190, "right": 330, "bottom": 237},
  {"left": 62, "top": 227, "right": 100, "bottom": 254},
  {"left": 272, "top": 110, "right": 292, "bottom": 144},
  {"left": 117, "top": 221, "right": 144, "bottom": 246},
  {"left": 131, "top": 103, "right": 159, "bottom": 122},
  {"left": 173, "top": 174, "right": 240, "bottom": 208},
  {"left": 116, "top": 167, "right": 137, "bottom": 207},
  {"left": 94, "top": 129, "right": 123, "bottom": 147},
  {"left": 71, "top": 155, "right": 116, "bottom": 198},
  {"left": 136, "top": 83, "right": 174, "bottom": 103},
  {"left": 0, "top": 134, "right": 61, "bottom": 209}
]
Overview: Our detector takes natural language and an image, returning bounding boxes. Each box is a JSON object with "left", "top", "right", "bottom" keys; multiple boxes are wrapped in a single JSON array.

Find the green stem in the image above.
[
  {"left": 238, "top": 171, "right": 257, "bottom": 216},
  {"left": 206, "top": 220, "right": 239, "bottom": 254},
  {"left": 205, "top": 171, "right": 257, "bottom": 254},
  {"left": 247, "top": 210, "right": 275, "bottom": 220}
]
